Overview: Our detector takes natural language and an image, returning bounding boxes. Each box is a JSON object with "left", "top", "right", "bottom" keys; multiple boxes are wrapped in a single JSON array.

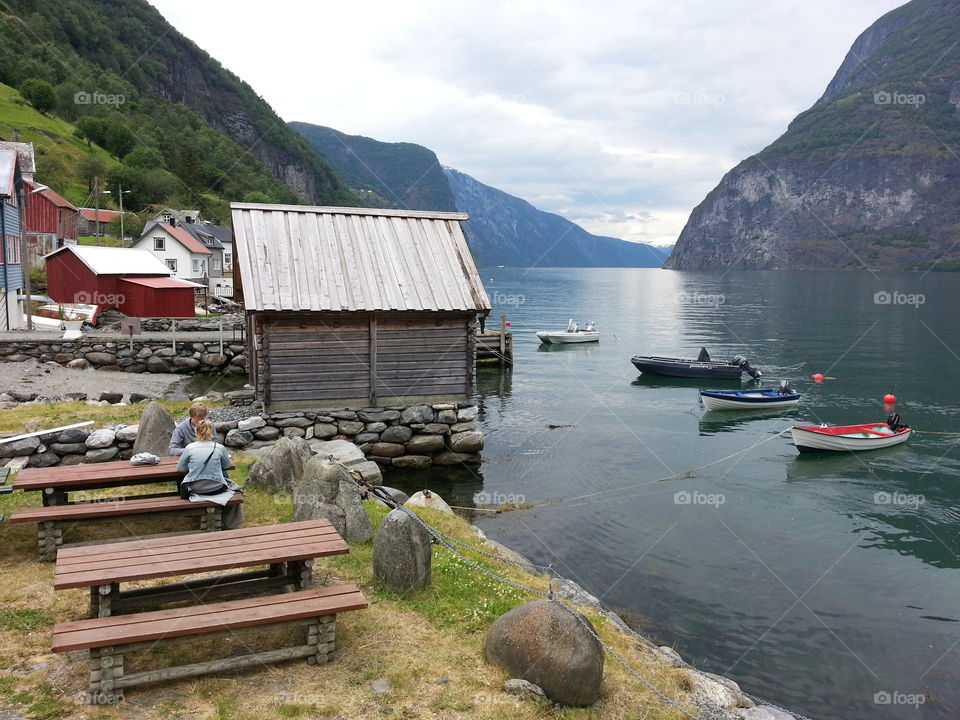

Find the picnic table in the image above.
[
  {"left": 54, "top": 519, "right": 349, "bottom": 617},
  {"left": 13, "top": 456, "right": 186, "bottom": 505}
]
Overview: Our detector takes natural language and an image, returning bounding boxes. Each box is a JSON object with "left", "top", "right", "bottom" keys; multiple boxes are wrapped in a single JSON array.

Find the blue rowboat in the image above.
[{"left": 699, "top": 388, "right": 801, "bottom": 411}]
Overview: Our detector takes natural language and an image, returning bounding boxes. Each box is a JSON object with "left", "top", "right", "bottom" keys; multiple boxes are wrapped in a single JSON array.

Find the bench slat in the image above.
[
  {"left": 55, "top": 521, "right": 339, "bottom": 567},
  {"left": 55, "top": 519, "right": 336, "bottom": 562},
  {"left": 52, "top": 585, "right": 367, "bottom": 652},
  {"left": 14, "top": 457, "right": 183, "bottom": 489},
  {"left": 55, "top": 536, "right": 348, "bottom": 588},
  {"left": 10, "top": 494, "right": 242, "bottom": 523}
]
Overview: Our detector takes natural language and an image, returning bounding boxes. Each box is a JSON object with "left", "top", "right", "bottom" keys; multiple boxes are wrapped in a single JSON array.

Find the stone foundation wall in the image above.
[
  {"left": 0, "top": 339, "right": 247, "bottom": 374},
  {"left": 220, "top": 402, "right": 483, "bottom": 470},
  {"left": 2, "top": 401, "right": 484, "bottom": 471}
]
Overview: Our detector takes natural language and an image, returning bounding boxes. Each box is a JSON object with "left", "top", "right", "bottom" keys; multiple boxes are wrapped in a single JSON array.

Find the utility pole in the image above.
[
  {"left": 94, "top": 177, "right": 100, "bottom": 246},
  {"left": 117, "top": 184, "right": 131, "bottom": 245}
]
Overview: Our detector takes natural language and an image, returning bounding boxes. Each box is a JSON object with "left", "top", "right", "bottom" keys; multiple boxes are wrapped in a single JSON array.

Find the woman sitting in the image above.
[{"left": 176, "top": 419, "right": 243, "bottom": 529}]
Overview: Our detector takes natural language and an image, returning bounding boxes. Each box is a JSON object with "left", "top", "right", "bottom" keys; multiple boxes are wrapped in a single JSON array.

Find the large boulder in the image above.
[
  {"left": 485, "top": 599, "right": 604, "bottom": 707},
  {"left": 406, "top": 434, "right": 444, "bottom": 454},
  {"left": 132, "top": 401, "right": 176, "bottom": 457},
  {"left": 308, "top": 439, "right": 365, "bottom": 467},
  {"left": 373, "top": 508, "right": 432, "bottom": 591},
  {"left": 380, "top": 426, "right": 413, "bottom": 444},
  {"left": 116, "top": 424, "right": 138, "bottom": 443},
  {"left": 85, "top": 428, "right": 116, "bottom": 449},
  {"left": 688, "top": 671, "right": 754, "bottom": 711},
  {"left": 293, "top": 455, "right": 372, "bottom": 543},
  {"left": 246, "top": 436, "right": 313, "bottom": 493},
  {"left": 400, "top": 405, "right": 433, "bottom": 425},
  {"left": 405, "top": 490, "right": 453, "bottom": 515},
  {"left": 449, "top": 430, "right": 484, "bottom": 453}
]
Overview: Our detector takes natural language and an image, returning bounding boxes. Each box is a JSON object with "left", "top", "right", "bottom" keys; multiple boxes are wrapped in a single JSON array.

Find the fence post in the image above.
[
  {"left": 171, "top": 319, "right": 176, "bottom": 353},
  {"left": 219, "top": 317, "right": 223, "bottom": 355}
]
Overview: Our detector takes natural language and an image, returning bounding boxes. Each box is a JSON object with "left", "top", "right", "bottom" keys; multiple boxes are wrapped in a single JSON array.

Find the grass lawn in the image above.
[{"left": 0, "top": 452, "right": 697, "bottom": 720}]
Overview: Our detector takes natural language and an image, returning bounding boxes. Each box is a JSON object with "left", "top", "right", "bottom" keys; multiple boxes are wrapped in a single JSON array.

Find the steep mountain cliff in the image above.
[
  {"left": 665, "top": 0, "right": 960, "bottom": 271},
  {"left": 444, "top": 167, "right": 670, "bottom": 268},
  {"left": 289, "top": 123, "right": 457, "bottom": 212}
]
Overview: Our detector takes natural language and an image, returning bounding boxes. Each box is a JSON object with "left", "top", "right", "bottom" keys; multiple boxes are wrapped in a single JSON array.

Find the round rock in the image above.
[{"left": 373, "top": 508, "right": 432, "bottom": 591}]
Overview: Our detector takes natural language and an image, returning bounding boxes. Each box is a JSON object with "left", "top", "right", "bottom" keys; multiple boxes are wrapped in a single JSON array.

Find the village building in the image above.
[
  {"left": 45, "top": 245, "right": 199, "bottom": 317},
  {"left": 133, "top": 220, "right": 215, "bottom": 283},
  {"left": 231, "top": 203, "right": 491, "bottom": 412},
  {"left": 146, "top": 206, "right": 200, "bottom": 226},
  {"left": 180, "top": 221, "right": 233, "bottom": 297},
  {"left": 0, "top": 149, "right": 24, "bottom": 330},
  {"left": 0, "top": 140, "right": 35, "bottom": 182},
  {"left": 77, "top": 208, "right": 122, "bottom": 237},
  {"left": 23, "top": 180, "right": 79, "bottom": 265}
]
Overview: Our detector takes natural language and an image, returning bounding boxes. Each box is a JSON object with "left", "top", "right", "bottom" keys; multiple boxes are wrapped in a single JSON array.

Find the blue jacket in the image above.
[{"left": 176, "top": 440, "right": 232, "bottom": 484}]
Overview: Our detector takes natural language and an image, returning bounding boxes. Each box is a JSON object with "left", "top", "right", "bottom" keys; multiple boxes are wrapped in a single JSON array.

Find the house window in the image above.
[
  {"left": 166, "top": 259, "right": 177, "bottom": 272},
  {"left": 153, "top": 236, "right": 165, "bottom": 251},
  {"left": 213, "top": 258, "right": 221, "bottom": 271},
  {"left": 3, "top": 236, "right": 20, "bottom": 264},
  {"left": 193, "top": 258, "right": 202, "bottom": 274},
  {"left": 224, "top": 252, "right": 232, "bottom": 267}
]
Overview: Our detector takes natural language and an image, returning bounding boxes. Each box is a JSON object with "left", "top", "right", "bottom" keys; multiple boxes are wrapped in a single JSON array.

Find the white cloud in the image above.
[{"left": 150, "top": 0, "right": 906, "bottom": 245}]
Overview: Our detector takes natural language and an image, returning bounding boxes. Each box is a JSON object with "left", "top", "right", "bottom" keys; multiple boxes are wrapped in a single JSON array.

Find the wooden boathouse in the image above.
[{"left": 231, "top": 203, "right": 491, "bottom": 412}]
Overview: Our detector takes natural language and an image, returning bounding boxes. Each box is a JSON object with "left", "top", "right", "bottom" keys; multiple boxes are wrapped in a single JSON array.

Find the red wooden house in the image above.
[
  {"left": 45, "top": 245, "right": 199, "bottom": 318},
  {"left": 24, "top": 181, "right": 78, "bottom": 264}
]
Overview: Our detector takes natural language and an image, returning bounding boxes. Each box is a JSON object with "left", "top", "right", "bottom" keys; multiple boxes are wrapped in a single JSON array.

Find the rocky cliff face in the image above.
[
  {"left": 444, "top": 167, "right": 670, "bottom": 268},
  {"left": 665, "top": 0, "right": 960, "bottom": 271}
]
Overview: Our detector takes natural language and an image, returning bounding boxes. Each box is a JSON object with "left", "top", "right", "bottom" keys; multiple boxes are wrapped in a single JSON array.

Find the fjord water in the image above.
[{"left": 410, "top": 268, "right": 960, "bottom": 720}]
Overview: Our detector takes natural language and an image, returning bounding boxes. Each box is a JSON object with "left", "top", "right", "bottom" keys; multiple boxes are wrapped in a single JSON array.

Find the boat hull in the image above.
[
  {"left": 537, "top": 332, "right": 599, "bottom": 344},
  {"left": 791, "top": 424, "right": 912, "bottom": 453},
  {"left": 632, "top": 356, "right": 743, "bottom": 379},
  {"left": 700, "top": 390, "right": 800, "bottom": 411}
]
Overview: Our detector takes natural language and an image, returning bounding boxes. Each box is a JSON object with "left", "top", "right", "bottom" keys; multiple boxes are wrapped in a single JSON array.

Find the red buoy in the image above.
[
  {"left": 884, "top": 393, "right": 897, "bottom": 404},
  {"left": 812, "top": 373, "right": 824, "bottom": 383},
  {"left": 505, "top": 321, "right": 511, "bottom": 327}
]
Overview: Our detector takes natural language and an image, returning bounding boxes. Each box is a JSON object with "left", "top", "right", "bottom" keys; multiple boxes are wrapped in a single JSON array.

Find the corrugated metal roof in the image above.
[
  {"left": 45, "top": 245, "right": 173, "bottom": 276},
  {"left": 79, "top": 208, "right": 122, "bottom": 222},
  {"left": 27, "top": 181, "right": 76, "bottom": 210},
  {"left": 120, "top": 276, "right": 203, "bottom": 289},
  {"left": 231, "top": 203, "right": 491, "bottom": 313}
]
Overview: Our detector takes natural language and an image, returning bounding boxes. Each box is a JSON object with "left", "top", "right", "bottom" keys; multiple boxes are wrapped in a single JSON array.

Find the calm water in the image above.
[{"left": 393, "top": 268, "right": 960, "bottom": 720}]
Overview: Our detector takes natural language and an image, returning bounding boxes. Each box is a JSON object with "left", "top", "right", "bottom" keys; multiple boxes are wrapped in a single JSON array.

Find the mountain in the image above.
[
  {"left": 0, "top": 0, "right": 359, "bottom": 220},
  {"left": 443, "top": 167, "right": 670, "bottom": 268},
  {"left": 288, "top": 123, "right": 457, "bottom": 212},
  {"left": 291, "top": 121, "right": 669, "bottom": 267},
  {"left": 665, "top": 0, "right": 960, "bottom": 271}
]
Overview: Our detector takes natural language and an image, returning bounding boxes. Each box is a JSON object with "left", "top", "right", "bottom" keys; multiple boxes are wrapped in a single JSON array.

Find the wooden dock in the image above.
[{"left": 477, "top": 316, "right": 513, "bottom": 365}]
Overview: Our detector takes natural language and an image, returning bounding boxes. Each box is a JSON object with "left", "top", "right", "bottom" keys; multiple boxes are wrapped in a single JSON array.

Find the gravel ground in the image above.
[{"left": 0, "top": 359, "right": 188, "bottom": 401}]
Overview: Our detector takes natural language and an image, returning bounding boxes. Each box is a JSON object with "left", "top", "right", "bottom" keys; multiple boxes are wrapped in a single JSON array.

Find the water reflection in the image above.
[{"left": 698, "top": 408, "right": 799, "bottom": 435}]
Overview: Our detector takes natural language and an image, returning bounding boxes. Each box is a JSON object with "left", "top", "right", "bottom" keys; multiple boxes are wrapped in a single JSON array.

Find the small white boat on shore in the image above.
[{"left": 536, "top": 319, "right": 599, "bottom": 344}]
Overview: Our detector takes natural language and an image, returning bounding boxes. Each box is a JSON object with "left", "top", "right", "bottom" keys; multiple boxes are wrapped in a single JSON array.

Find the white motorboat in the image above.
[{"left": 536, "top": 319, "right": 600, "bottom": 344}]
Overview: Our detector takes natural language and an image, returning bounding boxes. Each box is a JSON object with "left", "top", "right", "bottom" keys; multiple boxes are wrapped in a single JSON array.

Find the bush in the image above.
[{"left": 20, "top": 78, "right": 58, "bottom": 114}]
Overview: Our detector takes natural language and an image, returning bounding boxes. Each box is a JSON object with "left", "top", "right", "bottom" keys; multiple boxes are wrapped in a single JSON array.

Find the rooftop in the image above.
[
  {"left": 231, "top": 203, "right": 490, "bottom": 313},
  {"left": 45, "top": 245, "right": 173, "bottom": 276}
]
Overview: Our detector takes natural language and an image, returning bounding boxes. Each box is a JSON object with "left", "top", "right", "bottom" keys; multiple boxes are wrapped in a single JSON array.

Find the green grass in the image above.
[
  {"left": 0, "top": 609, "right": 52, "bottom": 632},
  {"left": 77, "top": 235, "right": 125, "bottom": 247},
  {"left": 0, "top": 83, "right": 118, "bottom": 206},
  {"left": 0, "top": 399, "right": 206, "bottom": 434}
]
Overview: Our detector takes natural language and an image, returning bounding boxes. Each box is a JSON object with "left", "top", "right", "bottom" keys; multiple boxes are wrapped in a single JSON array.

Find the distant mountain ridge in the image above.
[
  {"left": 291, "top": 121, "right": 669, "bottom": 267},
  {"left": 665, "top": 0, "right": 960, "bottom": 271}
]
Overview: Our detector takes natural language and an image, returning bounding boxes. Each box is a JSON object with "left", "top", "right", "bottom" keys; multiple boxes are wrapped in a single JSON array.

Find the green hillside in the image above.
[
  {"left": 0, "top": 0, "right": 364, "bottom": 222},
  {"left": 0, "top": 82, "right": 116, "bottom": 206}
]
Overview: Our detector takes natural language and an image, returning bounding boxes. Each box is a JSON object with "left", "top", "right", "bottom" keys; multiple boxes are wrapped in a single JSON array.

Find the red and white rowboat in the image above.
[{"left": 791, "top": 422, "right": 912, "bottom": 453}]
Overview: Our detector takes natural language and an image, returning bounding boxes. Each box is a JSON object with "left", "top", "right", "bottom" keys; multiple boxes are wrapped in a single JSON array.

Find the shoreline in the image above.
[{"left": 469, "top": 523, "right": 802, "bottom": 720}]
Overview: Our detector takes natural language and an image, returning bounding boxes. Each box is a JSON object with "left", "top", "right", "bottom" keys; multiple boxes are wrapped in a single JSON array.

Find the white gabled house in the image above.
[{"left": 133, "top": 221, "right": 213, "bottom": 283}]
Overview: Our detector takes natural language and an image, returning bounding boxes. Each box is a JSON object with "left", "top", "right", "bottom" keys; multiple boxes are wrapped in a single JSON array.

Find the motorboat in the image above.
[
  {"left": 631, "top": 347, "right": 761, "bottom": 379},
  {"left": 700, "top": 381, "right": 799, "bottom": 410},
  {"left": 536, "top": 319, "right": 599, "bottom": 344},
  {"left": 791, "top": 417, "right": 912, "bottom": 453}
]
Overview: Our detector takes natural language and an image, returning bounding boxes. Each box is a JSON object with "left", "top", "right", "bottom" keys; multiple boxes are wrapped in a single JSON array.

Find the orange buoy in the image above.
[{"left": 812, "top": 373, "right": 824, "bottom": 383}]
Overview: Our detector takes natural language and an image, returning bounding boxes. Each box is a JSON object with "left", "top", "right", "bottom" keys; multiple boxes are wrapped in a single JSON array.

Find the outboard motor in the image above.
[
  {"left": 778, "top": 380, "right": 794, "bottom": 395},
  {"left": 732, "top": 355, "right": 762, "bottom": 379},
  {"left": 886, "top": 413, "right": 910, "bottom": 431}
]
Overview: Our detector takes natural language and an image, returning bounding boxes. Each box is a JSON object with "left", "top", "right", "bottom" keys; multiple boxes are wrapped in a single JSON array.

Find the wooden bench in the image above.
[
  {"left": 9, "top": 494, "right": 243, "bottom": 561},
  {"left": 52, "top": 584, "right": 368, "bottom": 697}
]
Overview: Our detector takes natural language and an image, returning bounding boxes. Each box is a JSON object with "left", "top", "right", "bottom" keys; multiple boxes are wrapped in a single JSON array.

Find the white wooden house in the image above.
[{"left": 133, "top": 221, "right": 212, "bottom": 283}]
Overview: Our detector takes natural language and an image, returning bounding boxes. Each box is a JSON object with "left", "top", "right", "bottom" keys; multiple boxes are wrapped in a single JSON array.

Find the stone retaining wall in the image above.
[
  {"left": 0, "top": 339, "right": 247, "bottom": 374},
  {"left": 2, "top": 402, "right": 484, "bottom": 471},
  {"left": 221, "top": 402, "right": 483, "bottom": 470}
]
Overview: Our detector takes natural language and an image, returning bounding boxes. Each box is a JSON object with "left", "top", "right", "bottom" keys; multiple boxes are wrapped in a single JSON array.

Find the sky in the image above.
[{"left": 151, "top": 0, "right": 906, "bottom": 246}]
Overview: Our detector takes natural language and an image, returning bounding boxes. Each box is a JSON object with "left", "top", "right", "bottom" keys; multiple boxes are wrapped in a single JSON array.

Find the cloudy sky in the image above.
[{"left": 152, "top": 0, "right": 905, "bottom": 246}]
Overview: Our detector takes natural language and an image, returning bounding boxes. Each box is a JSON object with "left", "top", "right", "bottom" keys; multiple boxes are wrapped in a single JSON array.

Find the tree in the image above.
[
  {"left": 104, "top": 122, "right": 137, "bottom": 159},
  {"left": 77, "top": 153, "right": 108, "bottom": 192},
  {"left": 20, "top": 78, "right": 58, "bottom": 114},
  {"left": 123, "top": 145, "right": 166, "bottom": 169},
  {"left": 75, "top": 116, "right": 109, "bottom": 148}
]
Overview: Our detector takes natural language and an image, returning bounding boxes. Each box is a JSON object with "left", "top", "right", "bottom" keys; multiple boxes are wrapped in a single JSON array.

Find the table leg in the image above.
[
  {"left": 37, "top": 521, "right": 62, "bottom": 562},
  {"left": 97, "top": 583, "right": 119, "bottom": 618}
]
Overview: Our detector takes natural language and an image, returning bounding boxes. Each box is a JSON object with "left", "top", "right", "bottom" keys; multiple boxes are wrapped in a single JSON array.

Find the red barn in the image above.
[
  {"left": 24, "top": 181, "right": 79, "bottom": 265},
  {"left": 45, "top": 245, "right": 198, "bottom": 318}
]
